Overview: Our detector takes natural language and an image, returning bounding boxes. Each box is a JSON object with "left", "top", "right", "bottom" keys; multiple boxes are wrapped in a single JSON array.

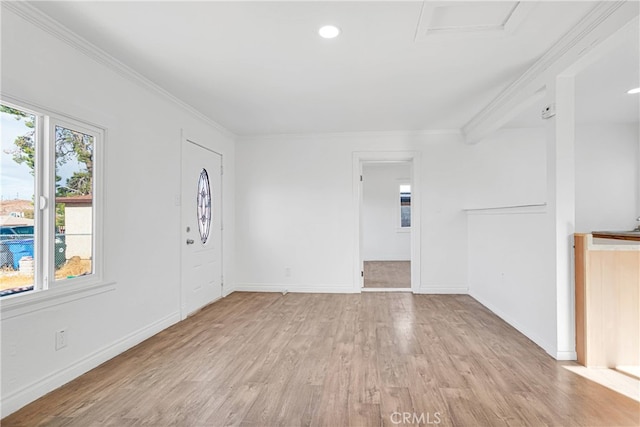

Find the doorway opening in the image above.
[
  {"left": 353, "top": 152, "right": 421, "bottom": 293},
  {"left": 362, "top": 162, "right": 411, "bottom": 290}
]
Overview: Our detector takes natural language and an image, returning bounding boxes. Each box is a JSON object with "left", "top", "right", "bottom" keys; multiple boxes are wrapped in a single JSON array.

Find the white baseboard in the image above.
[
  {"left": 1, "top": 311, "right": 181, "bottom": 418},
  {"left": 222, "top": 285, "right": 235, "bottom": 298},
  {"left": 556, "top": 351, "right": 578, "bottom": 361},
  {"left": 469, "top": 290, "right": 558, "bottom": 359},
  {"left": 234, "top": 283, "right": 358, "bottom": 294},
  {"left": 415, "top": 286, "right": 468, "bottom": 294},
  {"left": 236, "top": 284, "right": 467, "bottom": 295},
  {"left": 223, "top": 289, "right": 236, "bottom": 298}
]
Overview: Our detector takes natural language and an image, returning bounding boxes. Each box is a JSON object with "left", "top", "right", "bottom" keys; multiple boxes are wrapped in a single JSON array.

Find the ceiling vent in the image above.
[{"left": 415, "top": 1, "right": 536, "bottom": 41}]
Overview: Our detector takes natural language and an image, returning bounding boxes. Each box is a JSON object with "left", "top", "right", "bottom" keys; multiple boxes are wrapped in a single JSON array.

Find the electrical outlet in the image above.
[
  {"left": 285, "top": 267, "right": 291, "bottom": 278},
  {"left": 55, "top": 329, "right": 67, "bottom": 350}
]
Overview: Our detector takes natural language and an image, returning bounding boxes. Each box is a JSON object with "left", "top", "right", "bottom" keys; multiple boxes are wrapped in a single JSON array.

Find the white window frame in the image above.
[{"left": 0, "top": 98, "right": 109, "bottom": 313}]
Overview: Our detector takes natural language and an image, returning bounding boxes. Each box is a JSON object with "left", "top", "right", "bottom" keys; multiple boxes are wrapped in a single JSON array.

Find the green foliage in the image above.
[
  {"left": 55, "top": 126, "right": 93, "bottom": 196},
  {"left": 1, "top": 105, "right": 36, "bottom": 175},
  {"left": 56, "top": 203, "right": 65, "bottom": 228},
  {"left": 2, "top": 105, "right": 94, "bottom": 196},
  {"left": 64, "top": 171, "right": 92, "bottom": 196},
  {"left": 0, "top": 105, "right": 29, "bottom": 120}
]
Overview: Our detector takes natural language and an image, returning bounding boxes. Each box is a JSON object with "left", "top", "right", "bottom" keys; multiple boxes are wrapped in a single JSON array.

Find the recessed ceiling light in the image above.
[
  {"left": 627, "top": 87, "right": 640, "bottom": 94},
  {"left": 319, "top": 25, "right": 340, "bottom": 39}
]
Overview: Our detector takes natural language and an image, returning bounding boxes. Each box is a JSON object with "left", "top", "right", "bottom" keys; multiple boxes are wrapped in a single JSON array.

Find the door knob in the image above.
[{"left": 186, "top": 239, "right": 194, "bottom": 245}]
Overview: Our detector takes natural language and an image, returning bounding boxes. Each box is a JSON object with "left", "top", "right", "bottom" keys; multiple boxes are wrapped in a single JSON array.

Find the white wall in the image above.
[
  {"left": 464, "top": 128, "right": 547, "bottom": 208},
  {"left": 465, "top": 127, "right": 560, "bottom": 356},
  {"left": 362, "top": 162, "right": 411, "bottom": 261},
  {"left": 466, "top": 122, "right": 640, "bottom": 360},
  {"left": 468, "top": 210, "right": 556, "bottom": 353},
  {"left": 0, "top": 7, "right": 235, "bottom": 416},
  {"left": 575, "top": 124, "right": 639, "bottom": 232},
  {"left": 235, "top": 132, "right": 469, "bottom": 294}
]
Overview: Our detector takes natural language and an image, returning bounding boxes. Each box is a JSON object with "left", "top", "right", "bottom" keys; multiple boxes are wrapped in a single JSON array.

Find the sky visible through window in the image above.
[{"left": 1, "top": 109, "right": 82, "bottom": 201}]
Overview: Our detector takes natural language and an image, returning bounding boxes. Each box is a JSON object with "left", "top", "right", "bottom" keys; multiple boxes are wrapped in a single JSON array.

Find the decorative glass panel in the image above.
[{"left": 197, "top": 169, "right": 212, "bottom": 244}]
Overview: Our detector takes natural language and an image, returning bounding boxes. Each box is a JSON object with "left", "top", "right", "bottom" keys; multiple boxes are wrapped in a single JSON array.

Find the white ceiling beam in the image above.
[{"left": 462, "top": 1, "right": 639, "bottom": 144}]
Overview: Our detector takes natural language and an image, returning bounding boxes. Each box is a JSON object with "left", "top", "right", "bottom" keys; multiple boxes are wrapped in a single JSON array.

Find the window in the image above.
[
  {"left": 399, "top": 184, "right": 411, "bottom": 228},
  {"left": 0, "top": 102, "right": 102, "bottom": 297}
]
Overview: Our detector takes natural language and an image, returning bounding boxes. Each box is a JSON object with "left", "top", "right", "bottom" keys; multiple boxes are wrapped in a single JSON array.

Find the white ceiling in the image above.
[
  {"left": 31, "top": 1, "right": 599, "bottom": 136},
  {"left": 507, "top": 25, "right": 640, "bottom": 128},
  {"left": 575, "top": 32, "right": 640, "bottom": 125}
]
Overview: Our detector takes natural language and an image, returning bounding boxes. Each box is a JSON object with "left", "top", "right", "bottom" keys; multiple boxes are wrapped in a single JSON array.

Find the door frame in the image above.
[
  {"left": 180, "top": 130, "right": 224, "bottom": 320},
  {"left": 353, "top": 151, "right": 421, "bottom": 293}
]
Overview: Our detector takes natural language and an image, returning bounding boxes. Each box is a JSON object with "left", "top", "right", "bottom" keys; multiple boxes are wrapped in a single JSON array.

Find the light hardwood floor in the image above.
[
  {"left": 3, "top": 292, "right": 639, "bottom": 426},
  {"left": 364, "top": 261, "right": 410, "bottom": 288}
]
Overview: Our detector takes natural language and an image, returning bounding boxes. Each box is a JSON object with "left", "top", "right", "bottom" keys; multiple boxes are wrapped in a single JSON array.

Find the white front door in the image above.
[{"left": 181, "top": 138, "right": 223, "bottom": 318}]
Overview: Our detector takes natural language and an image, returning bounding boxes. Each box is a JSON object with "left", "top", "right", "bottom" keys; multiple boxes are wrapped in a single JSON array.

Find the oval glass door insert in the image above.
[{"left": 197, "top": 168, "right": 212, "bottom": 244}]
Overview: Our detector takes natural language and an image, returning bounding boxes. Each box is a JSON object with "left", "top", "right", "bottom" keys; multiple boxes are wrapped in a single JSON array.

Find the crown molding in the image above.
[
  {"left": 462, "top": 1, "right": 635, "bottom": 143},
  {"left": 237, "top": 128, "right": 463, "bottom": 143},
  {"left": 2, "top": 1, "right": 236, "bottom": 140}
]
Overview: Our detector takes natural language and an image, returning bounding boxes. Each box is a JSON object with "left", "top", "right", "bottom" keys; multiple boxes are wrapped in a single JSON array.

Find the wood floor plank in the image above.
[
  {"left": 204, "top": 382, "right": 264, "bottom": 426},
  {"left": 309, "top": 341, "right": 353, "bottom": 427},
  {"left": 379, "top": 386, "right": 413, "bottom": 427},
  {"left": 438, "top": 387, "right": 497, "bottom": 426},
  {"left": 364, "top": 261, "right": 411, "bottom": 288},
  {"left": 348, "top": 403, "right": 382, "bottom": 427},
  {"left": 3, "top": 292, "right": 639, "bottom": 426},
  {"left": 348, "top": 340, "right": 381, "bottom": 404},
  {"left": 238, "top": 382, "right": 287, "bottom": 426}
]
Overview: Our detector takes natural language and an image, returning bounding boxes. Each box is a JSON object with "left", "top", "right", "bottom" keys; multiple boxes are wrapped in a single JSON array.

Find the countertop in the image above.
[{"left": 592, "top": 231, "right": 640, "bottom": 242}]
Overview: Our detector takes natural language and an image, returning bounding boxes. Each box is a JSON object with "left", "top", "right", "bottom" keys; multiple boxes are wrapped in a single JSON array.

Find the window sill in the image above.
[
  {"left": 0, "top": 279, "right": 116, "bottom": 320},
  {"left": 396, "top": 227, "right": 411, "bottom": 233}
]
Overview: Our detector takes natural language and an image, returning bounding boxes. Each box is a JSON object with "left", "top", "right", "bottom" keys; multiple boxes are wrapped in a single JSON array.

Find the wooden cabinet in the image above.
[{"left": 574, "top": 233, "right": 640, "bottom": 368}]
